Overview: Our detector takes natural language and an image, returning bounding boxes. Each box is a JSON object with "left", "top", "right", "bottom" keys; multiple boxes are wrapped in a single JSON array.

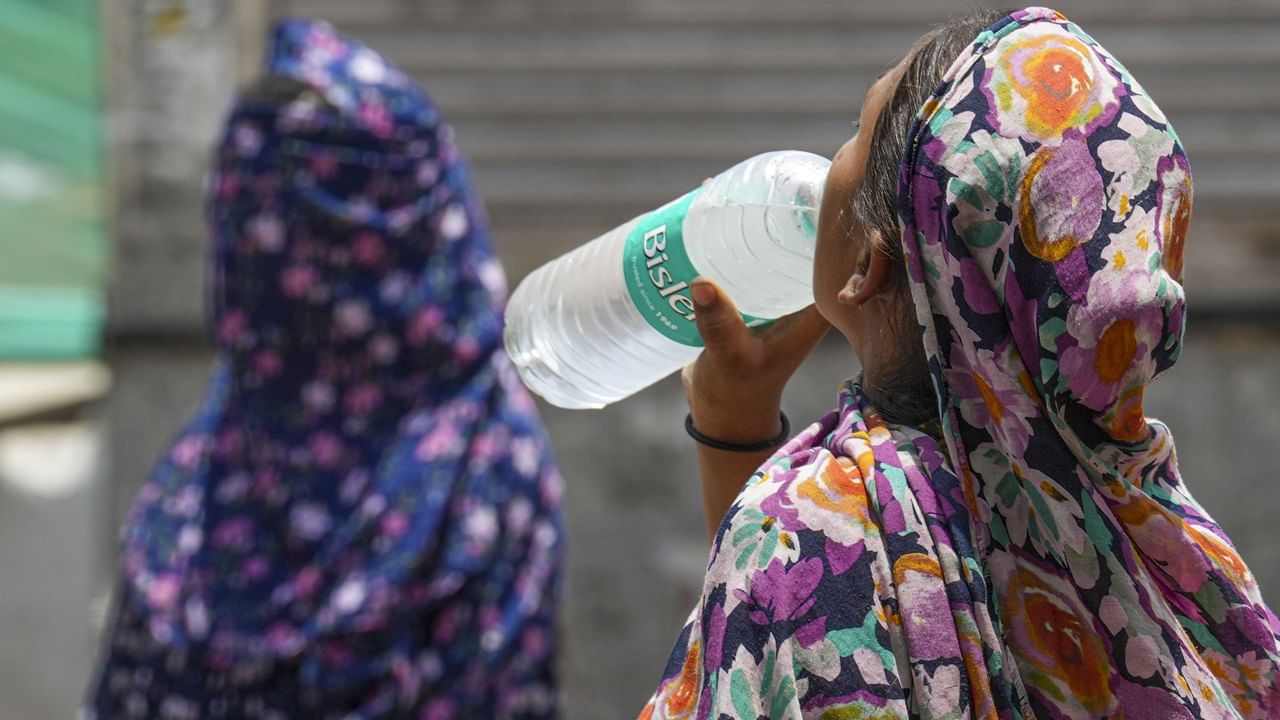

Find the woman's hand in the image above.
[
  {"left": 684, "top": 277, "right": 830, "bottom": 539},
  {"left": 684, "top": 277, "right": 830, "bottom": 443}
]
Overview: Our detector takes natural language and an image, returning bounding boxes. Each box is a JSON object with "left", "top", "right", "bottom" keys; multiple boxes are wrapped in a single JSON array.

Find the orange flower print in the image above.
[
  {"left": 661, "top": 639, "right": 701, "bottom": 718},
  {"left": 1155, "top": 154, "right": 1193, "bottom": 282},
  {"left": 1094, "top": 319, "right": 1139, "bottom": 385},
  {"left": 946, "top": 346, "right": 1039, "bottom": 455},
  {"left": 974, "top": 372, "right": 1005, "bottom": 424},
  {"left": 988, "top": 28, "right": 1120, "bottom": 144},
  {"left": 1019, "top": 39, "right": 1092, "bottom": 134},
  {"left": 799, "top": 456, "right": 871, "bottom": 522},
  {"left": 1189, "top": 525, "right": 1253, "bottom": 590},
  {"left": 1000, "top": 563, "right": 1116, "bottom": 716},
  {"left": 1107, "top": 385, "right": 1148, "bottom": 442},
  {"left": 792, "top": 452, "right": 877, "bottom": 547},
  {"left": 1112, "top": 497, "right": 1211, "bottom": 592},
  {"left": 1059, "top": 272, "right": 1166, "bottom": 416}
]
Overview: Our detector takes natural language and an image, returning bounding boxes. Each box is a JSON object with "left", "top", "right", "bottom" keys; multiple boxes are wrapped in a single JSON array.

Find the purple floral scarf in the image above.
[
  {"left": 642, "top": 387, "right": 1022, "bottom": 719},
  {"left": 642, "top": 7, "right": 1277, "bottom": 719},
  {"left": 902, "top": 7, "right": 1278, "bottom": 718}
]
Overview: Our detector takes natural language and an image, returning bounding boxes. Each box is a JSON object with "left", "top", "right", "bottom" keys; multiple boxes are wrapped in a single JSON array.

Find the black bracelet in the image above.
[{"left": 685, "top": 411, "right": 791, "bottom": 452}]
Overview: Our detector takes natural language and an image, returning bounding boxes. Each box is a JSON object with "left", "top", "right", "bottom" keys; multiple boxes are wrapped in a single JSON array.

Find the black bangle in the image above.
[{"left": 685, "top": 411, "right": 791, "bottom": 452}]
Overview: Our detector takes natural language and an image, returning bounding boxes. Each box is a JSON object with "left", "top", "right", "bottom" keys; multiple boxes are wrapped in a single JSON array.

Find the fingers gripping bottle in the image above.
[{"left": 504, "top": 150, "right": 831, "bottom": 409}]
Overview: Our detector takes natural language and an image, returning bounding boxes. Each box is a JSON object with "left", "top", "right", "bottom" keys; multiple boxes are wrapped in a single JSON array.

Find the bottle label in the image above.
[{"left": 622, "top": 188, "right": 769, "bottom": 347}]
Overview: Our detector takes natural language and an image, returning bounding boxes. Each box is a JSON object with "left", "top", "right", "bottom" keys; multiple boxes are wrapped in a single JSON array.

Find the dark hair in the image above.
[{"left": 852, "top": 9, "right": 1004, "bottom": 429}]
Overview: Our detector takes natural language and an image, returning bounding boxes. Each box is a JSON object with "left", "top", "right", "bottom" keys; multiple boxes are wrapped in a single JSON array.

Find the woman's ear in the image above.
[{"left": 836, "top": 229, "right": 894, "bottom": 306}]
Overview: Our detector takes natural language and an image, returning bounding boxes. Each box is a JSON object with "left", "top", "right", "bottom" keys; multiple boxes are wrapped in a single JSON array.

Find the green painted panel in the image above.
[
  {"left": 0, "top": 0, "right": 98, "bottom": 105},
  {"left": 0, "top": 0, "right": 106, "bottom": 359}
]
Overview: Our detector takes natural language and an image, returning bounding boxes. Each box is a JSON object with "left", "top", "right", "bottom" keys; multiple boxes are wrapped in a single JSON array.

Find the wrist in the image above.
[
  {"left": 687, "top": 411, "right": 790, "bottom": 452},
  {"left": 688, "top": 395, "right": 783, "bottom": 444}
]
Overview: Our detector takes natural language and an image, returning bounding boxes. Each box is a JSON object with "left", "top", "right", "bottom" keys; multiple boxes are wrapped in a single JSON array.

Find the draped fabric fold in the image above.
[{"left": 900, "top": 9, "right": 1278, "bottom": 718}]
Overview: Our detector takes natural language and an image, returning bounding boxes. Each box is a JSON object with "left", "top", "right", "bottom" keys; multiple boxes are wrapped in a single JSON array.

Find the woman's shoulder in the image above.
[
  {"left": 670, "top": 445, "right": 919, "bottom": 718},
  {"left": 706, "top": 446, "right": 883, "bottom": 594}
]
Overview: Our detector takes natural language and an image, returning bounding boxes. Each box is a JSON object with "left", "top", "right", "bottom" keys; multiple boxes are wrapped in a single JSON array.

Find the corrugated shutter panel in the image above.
[{"left": 276, "top": 0, "right": 1280, "bottom": 283}]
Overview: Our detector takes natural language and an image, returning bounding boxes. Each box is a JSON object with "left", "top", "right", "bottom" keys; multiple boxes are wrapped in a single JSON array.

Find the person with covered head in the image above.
[
  {"left": 642, "top": 7, "right": 1277, "bottom": 719},
  {"left": 88, "top": 19, "right": 564, "bottom": 720}
]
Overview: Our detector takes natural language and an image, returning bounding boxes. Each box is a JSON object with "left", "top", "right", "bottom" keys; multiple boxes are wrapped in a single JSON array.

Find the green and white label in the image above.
[{"left": 622, "top": 188, "right": 768, "bottom": 347}]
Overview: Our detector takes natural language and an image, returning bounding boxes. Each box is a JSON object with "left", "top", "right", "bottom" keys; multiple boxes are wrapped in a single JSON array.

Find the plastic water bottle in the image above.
[{"left": 504, "top": 150, "right": 830, "bottom": 409}]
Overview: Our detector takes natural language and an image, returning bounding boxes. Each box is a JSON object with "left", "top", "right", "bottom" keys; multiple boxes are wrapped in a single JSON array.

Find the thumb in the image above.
[{"left": 690, "top": 277, "right": 750, "bottom": 358}]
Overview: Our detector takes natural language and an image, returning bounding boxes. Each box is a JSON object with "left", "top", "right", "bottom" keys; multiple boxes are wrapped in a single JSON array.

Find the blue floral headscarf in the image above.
[{"left": 103, "top": 18, "right": 564, "bottom": 719}]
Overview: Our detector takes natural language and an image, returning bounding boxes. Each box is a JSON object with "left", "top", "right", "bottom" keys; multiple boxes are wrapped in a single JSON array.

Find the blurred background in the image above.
[{"left": 1, "top": 0, "right": 1278, "bottom": 717}]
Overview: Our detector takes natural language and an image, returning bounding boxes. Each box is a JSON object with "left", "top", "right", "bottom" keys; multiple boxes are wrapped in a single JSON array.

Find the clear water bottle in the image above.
[{"left": 504, "top": 150, "right": 830, "bottom": 409}]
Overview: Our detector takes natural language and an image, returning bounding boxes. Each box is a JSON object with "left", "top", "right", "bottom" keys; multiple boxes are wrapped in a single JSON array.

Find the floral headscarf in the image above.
[
  {"left": 104, "top": 19, "right": 564, "bottom": 718},
  {"left": 641, "top": 8, "right": 1277, "bottom": 720},
  {"left": 901, "top": 7, "right": 1278, "bottom": 718},
  {"left": 641, "top": 384, "right": 1027, "bottom": 719}
]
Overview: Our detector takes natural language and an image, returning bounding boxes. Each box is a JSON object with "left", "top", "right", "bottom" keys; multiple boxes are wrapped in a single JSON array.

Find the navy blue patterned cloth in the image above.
[{"left": 89, "top": 19, "right": 564, "bottom": 720}]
